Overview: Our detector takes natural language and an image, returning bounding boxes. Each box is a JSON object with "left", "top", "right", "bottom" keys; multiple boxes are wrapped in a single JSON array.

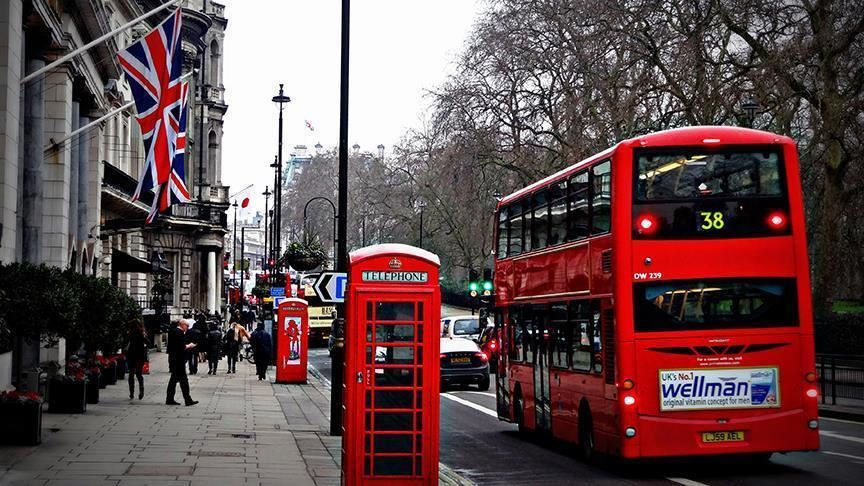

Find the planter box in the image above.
[
  {"left": 288, "top": 256, "right": 323, "bottom": 271},
  {"left": 98, "top": 372, "right": 107, "bottom": 389},
  {"left": 86, "top": 379, "right": 100, "bottom": 404},
  {"left": 104, "top": 365, "right": 117, "bottom": 386},
  {"left": 116, "top": 358, "right": 126, "bottom": 381},
  {"left": 48, "top": 380, "right": 87, "bottom": 414},
  {"left": 0, "top": 401, "right": 42, "bottom": 446}
]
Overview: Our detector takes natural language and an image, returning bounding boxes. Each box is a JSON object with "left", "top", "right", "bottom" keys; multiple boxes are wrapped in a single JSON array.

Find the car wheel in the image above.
[
  {"left": 478, "top": 375, "right": 490, "bottom": 391},
  {"left": 579, "top": 404, "right": 596, "bottom": 462}
]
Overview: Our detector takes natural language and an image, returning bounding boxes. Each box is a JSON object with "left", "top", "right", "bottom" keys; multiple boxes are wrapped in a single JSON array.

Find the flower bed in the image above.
[{"left": 0, "top": 391, "right": 43, "bottom": 445}]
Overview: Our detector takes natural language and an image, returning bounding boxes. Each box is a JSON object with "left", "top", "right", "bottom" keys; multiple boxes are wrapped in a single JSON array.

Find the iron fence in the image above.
[{"left": 817, "top": 354, "right": 864, "bottom": 404}]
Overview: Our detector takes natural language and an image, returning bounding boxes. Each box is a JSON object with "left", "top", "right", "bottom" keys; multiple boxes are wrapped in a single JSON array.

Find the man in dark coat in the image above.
[
  {"left": 185, "top": 322, "right": 202, "bottom": 375},
  {"left": 206, "top": 322, "right": 223, "bottom": 375},
  {"left": 250, "top": 322, "right": 272, "bottom": 380},
  {"left": 166, "top": 319, "right": 198, "bottom": 406}
]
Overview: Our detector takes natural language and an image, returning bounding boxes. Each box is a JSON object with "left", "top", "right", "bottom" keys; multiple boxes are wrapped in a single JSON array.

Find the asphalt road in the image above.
[{"left": 307, "top": 347, "right": 864, "bottom": 485}]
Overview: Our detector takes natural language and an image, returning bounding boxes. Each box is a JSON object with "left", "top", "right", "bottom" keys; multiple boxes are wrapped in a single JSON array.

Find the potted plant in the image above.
[
  {"left": 85, "top": 365, "right": 101, "bottom": 403},
  {"left": 283, "top": 236, "right": 327, "bottom": 271},
  {"left": 0, "top": 390, "right": 43, "bottom": 445},
  {"left": 114, "top": 354, "right": 126, "bottom": 381},
  {"left": 48, "top": 360, "right": 87, "bottom": 414}
]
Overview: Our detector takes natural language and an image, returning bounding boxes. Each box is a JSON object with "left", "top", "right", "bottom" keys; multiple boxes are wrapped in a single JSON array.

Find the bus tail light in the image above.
[
  {"left": 805, "top": 371, "right": 817, "bottom": 383},
  {"left": 808, "top": 420, "right": 819, "bottom": 429},
  {"left": 767, "top": 211, "right": 787, "bottom": 230},
  {"left": 625, "top": 427, "right": 637, "bottom": 438},
  {"left": 636, "top": 214, "right": 658, "bottom": 235},
  {"left": 806, "top": 388, "right": 818, "bottom": 399},
  {"left": 623, "top": 395, "right": 636, "bottom": 406},
  {"left": 622, "top": 379, "right": 635, "bottom": 390}
]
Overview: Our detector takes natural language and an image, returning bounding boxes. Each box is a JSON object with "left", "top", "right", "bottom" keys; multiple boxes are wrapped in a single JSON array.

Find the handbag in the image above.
[{"left": 142, "top": 361, "right": 150, "bottom": 375}]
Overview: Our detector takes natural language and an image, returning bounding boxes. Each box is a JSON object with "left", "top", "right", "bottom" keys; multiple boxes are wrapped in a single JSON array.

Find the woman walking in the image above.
[{"left": 126, "top": 320, "right": 148, "bottom": 400}]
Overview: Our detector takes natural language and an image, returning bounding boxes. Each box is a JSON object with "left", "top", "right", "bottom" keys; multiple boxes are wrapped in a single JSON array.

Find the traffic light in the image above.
[
  {"left": 482, "top": 280, "right": 493, "bottom": 296},
  {"left": 468, "top": 281, "right": 479, "bottom": 297}
]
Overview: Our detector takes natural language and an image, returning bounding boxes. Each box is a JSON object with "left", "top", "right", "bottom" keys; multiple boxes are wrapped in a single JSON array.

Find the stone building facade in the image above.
[{"left": 0, "top": 0, "right": 229, "bottom": 390}]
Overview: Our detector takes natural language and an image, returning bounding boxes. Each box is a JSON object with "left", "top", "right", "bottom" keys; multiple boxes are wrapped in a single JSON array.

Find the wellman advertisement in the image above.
[{"left": 659, "top": 367, "right": 781, "bottom": 411}]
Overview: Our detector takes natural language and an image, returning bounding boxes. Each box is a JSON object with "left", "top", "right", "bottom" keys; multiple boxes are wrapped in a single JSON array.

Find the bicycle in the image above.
[{"left": 240, "top": 341, "right": 255, "bottom": 364}]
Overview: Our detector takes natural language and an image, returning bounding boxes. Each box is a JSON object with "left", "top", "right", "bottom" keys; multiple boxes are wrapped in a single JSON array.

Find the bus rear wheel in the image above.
[{"left": 514, "top": 393, "right": 528, "bottom": 434}]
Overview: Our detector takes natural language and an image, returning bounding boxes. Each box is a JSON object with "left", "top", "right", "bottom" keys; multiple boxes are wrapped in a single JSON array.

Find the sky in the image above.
[{"left": 219, "top": 0, "right": 484, "bottom": 214}]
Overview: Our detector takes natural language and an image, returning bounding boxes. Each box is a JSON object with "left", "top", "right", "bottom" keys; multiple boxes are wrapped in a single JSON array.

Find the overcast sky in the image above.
[{"left": 219, "top": 0, "right": 483, "bottom": 214}]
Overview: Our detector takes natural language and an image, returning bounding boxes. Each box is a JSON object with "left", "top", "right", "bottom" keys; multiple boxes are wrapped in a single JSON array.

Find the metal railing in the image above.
[{"left": 817, "top": 354, "right": 864, "bottom": 404}]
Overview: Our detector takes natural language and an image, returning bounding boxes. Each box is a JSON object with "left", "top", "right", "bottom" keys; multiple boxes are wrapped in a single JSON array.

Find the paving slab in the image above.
[{"left": 0, "top": 353, "right": 329, "bottom": 485}]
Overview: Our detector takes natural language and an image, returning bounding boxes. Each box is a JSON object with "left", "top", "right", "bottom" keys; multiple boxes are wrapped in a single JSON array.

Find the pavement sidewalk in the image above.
[{"left": 0, "top": 353, "right": 339, "bottom": 486}]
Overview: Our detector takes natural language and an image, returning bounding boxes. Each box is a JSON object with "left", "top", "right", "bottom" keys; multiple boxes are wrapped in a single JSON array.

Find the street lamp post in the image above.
[
  {"left": 272, "top": 86, "right": 291, "bottom": 279},
  {"left": 240, "top": 226, "right": 246, "bottom": 310},
  {"left": 332, "top": 0, "right": 351, "bottom": 437},
  {"left": 262, "top": 185, "right": 271, "bottom": 276},
  {"left": 741, "top": 99, "right": 760, "bottom": 128},
  {"left": 269, "top": 155, "right": 279, "bottom": 284},
  {"left": 418, "top": 200, "right": 426, "bottom": 249},
  {"left": 303, "top": 197, "right": 338, "bottom": 267},
  {"left": 231, "top": 200, "right": 238, "bottom": 306}
]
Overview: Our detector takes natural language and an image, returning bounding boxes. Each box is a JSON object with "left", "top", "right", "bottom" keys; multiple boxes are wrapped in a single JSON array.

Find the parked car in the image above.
[
  {"left": 440, "top": 337, "right": 490, "bottom": 391},
  {"left": 478, "top": 324, "right": 499, "bottom": 371},
  {"left": 440, "top": 315, "right": 491, "bottom": 342}
]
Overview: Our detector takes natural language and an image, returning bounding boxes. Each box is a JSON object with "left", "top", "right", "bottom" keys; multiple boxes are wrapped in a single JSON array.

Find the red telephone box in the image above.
[
  {"left": 276, "top": 298, "right": 309, "bottom": 384},
  {"left": 343, "top": 244, "right": 441, "bottom": 486}
]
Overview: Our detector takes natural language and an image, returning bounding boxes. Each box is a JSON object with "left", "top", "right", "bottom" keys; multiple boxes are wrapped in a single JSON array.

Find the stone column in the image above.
[
  {"left": 0, "top": 0, "right": 22, "bottom": 265},
  {"left": 207, "top": 250, "right": 216, "bottom": 313},
  {"left": 41, "top": 66, "right": 73, "bottom": 268},
  {"left": 68, "top": 101, "right": 79, "bottom": 265},
  {"left": 77, "top": 114, "right": 89, "bottom": 245},
  {"left": 21, "top": 59, "right": 44, "bottom": 264}
]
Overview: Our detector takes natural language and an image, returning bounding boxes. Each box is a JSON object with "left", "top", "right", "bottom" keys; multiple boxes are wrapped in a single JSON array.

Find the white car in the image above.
[
  {"left": 439, "top": 337, "right": 490, "bottom": 391},
  {"left": 440, "top": 314, "right": 491, "bottom": 342}
]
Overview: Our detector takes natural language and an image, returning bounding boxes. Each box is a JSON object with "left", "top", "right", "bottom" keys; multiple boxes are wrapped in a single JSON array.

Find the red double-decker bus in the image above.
[{"left": 493, "top": 126, "right": 819, "bottom": 459}]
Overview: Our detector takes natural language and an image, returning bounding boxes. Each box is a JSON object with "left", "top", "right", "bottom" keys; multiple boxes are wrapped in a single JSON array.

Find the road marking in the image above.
[
  {"left": 821, "top": 450, "right": 864, "bottom": 462},
  {"left": 820, "top": 430, "right": 864, "bottom": 444},
  {"left": 441, "top": 393, "right": 498, "bottom": 418},
  {"left": 821, "top": 416, "right": 864, "bottom": 426},
  {"left": 454, "top": 391, "right": 496, "bottom": 398},
  {"left": 666, "top": 478, "right": 710, "bottom": 486}
]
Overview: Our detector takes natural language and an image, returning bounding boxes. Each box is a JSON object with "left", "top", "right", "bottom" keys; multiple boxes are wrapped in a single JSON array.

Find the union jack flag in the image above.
[{"left": 117, "top": 9, "right": 189, "bottom": 223}]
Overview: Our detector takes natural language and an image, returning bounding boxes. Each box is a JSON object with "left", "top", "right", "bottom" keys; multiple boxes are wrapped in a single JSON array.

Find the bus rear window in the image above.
[
  {"left": 634, "top": 279, "right": 798, "bottom": 332},
  {"left": 633, "top": 150, "right": 790, "bottom": 238},
  {"left": 636, "top": 151, "right": 783, "bottom": 200}
]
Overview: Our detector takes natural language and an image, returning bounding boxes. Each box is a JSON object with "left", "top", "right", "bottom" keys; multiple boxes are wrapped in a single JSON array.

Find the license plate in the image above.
[
  {"left": 450, "top": 357, "right": 471, "bottom": 364},
  {"left": 702, "top": 431, "right": 745, "bottom": 443}
]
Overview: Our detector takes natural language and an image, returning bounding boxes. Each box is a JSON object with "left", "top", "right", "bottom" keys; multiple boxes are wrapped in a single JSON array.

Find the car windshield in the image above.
[{"left": 453, "top": 318, "right": 480, "bottom": 336}]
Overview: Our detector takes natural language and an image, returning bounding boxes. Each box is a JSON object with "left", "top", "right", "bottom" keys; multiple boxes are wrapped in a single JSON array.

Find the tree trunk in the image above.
[{"left": 813, "top": 165, "right": 844, "bottom": 317}]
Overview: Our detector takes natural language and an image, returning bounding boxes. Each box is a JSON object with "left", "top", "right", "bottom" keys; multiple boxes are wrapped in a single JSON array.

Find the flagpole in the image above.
[
  {"left": 45, "top": 71, "right": 194, "bottom": 152},
  {"left": 21, "top": 0, "right": 183, "bottom": 85}
]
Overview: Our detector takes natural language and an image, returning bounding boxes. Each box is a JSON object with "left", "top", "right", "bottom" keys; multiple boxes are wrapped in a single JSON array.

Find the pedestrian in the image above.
[
  {"left": 186, "top": 321, "right": 202, "bottom": 375},
  {"left": 195, "top": 312, "right": 208, "bottom": 364},
  {"left": 250, "top": 321, "right": 272, "bottom": 381},
  {"left": 224, "top": 326, "right": 240, "bottom": 374},
  {"left": 166, "top": 319, "right": 198, "bottom": 406},
  {"left": 206, "top": 322, "right": 223, "bottom": 375},
  {"left": 125, "top": 319, "right": 148, "bottom": 400}
]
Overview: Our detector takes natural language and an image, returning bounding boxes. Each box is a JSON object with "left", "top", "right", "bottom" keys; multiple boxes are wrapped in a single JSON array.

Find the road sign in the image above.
[
  {"left": 270, "top": 287, "right": 285, "bottom": 297},
  {"left": 314, "top": 272, "right": 348, "bottom": 303}
]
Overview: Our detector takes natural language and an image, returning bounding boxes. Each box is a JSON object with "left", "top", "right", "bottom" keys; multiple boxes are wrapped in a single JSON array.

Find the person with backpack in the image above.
[{"left": 206, "top": 322, "right": 223, "bottom": 375}]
